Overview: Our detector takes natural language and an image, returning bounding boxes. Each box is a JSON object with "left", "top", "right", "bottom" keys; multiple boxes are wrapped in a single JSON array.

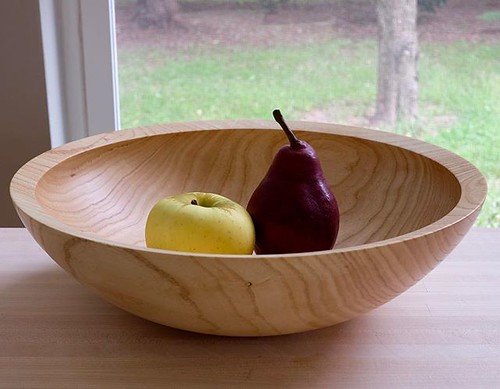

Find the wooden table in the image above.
[{"left": 1, "top": 228, "right": 499, "bottom": 388}]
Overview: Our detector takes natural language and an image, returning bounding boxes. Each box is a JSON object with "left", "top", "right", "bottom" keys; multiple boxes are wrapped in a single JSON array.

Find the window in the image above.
[
  {"left": 40, "top": 0, "right": 120, "bottom": 147},
  {"left": 40, "top": 0, "right": 499, "bottom": 227}
]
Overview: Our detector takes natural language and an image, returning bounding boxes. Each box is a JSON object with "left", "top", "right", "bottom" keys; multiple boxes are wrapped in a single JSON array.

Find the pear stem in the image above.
[{"left": 273, "top": 109, "right": 301, "bottom": 148}]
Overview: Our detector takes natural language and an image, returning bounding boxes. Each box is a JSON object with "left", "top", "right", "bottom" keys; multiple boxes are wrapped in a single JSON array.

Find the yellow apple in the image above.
[{"left": 145, "top": 192, "right": 255, "bottom": 254}]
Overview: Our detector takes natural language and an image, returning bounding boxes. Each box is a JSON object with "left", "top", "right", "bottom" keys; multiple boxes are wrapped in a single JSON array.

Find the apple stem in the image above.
[
  {"left": 273, "top": 109, "right": 300, "bottom": 149},
  {"left": 191, "top": 199, "right": 198, "bottom": 205}
]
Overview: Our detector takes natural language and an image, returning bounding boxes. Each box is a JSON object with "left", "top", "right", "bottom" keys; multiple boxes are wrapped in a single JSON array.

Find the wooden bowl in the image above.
[{"left": 10, "top": 120, "right": 487, "bottom": 336}]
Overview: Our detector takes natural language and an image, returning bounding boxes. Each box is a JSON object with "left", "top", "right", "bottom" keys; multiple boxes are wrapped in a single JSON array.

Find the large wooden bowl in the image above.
[{"left": 10, "top": 120, "right": 487, "bottom": 336}]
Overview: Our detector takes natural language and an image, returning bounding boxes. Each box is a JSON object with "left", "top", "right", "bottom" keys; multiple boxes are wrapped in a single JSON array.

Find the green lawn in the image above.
[
  {"left": 478, "top": 10, "right": 500, "bottom": 21},
  {"left": 118, "top": 40, "right": 499, "bottom": 226},
  {"left": 118, "top": 40, "right": 377, "bottom": 123}
]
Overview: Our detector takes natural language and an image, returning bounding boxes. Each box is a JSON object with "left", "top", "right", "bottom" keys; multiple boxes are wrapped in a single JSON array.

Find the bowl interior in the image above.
[{"left": 35, "top": 128, "right": 461, "bottom": 249}]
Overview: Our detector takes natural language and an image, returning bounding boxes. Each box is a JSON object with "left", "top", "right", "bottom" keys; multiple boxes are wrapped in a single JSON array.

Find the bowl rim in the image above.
[{"left": 10, "top": 119, "right": 488, "bottom": 258}]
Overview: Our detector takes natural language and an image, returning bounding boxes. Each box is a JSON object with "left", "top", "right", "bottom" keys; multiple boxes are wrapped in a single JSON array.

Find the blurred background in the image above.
[{"left": 114, "top": 0, "right": 499, "bottom": 226}]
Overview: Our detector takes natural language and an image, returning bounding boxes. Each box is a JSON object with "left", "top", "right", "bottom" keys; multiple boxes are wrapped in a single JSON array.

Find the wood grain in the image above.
[
  {"left": 1, "top": 228, "right": 499, "bottom": 388},
  {"left": 10, "top": 120, "right": 488, "bottom": 336}
]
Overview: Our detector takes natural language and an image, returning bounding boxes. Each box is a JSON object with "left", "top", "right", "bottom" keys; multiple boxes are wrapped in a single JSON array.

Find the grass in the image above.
[
  {"left": 118, "top": 40, "right": 499, "bottom": 227},
  {"left": 478, "top": 10, "right": 500, "bottom": 21},
  {"left": 419, "top": 43, "right": 499, "bottom": 227},
  {"left": 119, "top": 40, "right": 377, "bottom": 124}
]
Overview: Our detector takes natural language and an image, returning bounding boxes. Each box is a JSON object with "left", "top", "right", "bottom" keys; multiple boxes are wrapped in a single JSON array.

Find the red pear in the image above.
[{"left": 247, "top": 110, "right": 340, "bottom": 254}]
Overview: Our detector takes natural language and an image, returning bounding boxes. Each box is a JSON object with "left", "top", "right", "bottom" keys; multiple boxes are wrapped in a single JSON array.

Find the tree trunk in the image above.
[
  {"left": 132, "top": 0, "right": 183, "bottom": 29},
  {"left": 373, "top": 0, "right": 419, "bottom": 125}
]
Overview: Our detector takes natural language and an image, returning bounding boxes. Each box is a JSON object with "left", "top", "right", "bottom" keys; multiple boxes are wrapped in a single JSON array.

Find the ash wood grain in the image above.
[
  {"left": 9, "top": 120, "right": 487, "bottom": 336},
  {"left": 1, "top": 228, "right": 499, "bottom": 388}
]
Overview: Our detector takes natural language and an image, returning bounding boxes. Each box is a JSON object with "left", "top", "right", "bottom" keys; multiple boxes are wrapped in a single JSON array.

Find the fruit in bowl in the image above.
[
  {"left": 247, "top": 110, "right": 340, "bottom": 254},
  {"left": 145, "top": 192, "right": 255, "bottom": 255},
  {"left": 145, "top": 110, "right": 339, "bottom": 256}
]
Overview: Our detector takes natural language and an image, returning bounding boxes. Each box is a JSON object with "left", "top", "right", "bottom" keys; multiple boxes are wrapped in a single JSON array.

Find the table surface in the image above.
[{"left": 1, "top": 228, "right": 499, "bottom": 388}]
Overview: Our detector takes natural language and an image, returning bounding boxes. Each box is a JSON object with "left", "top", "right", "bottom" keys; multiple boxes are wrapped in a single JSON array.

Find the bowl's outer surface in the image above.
[{"left": 10, "top": 120, "right": 487, "bottom": 336}]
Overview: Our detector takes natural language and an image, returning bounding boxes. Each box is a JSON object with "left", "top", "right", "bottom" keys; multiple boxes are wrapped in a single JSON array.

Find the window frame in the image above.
[{"left": 39, "top": 0, "right": 120, "bottom": 147}]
